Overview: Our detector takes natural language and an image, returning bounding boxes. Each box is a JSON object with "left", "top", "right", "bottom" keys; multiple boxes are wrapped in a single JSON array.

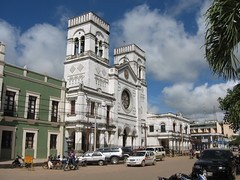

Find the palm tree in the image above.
[{"left": 205, "top": 0, "right": 240, "bottom": 80}]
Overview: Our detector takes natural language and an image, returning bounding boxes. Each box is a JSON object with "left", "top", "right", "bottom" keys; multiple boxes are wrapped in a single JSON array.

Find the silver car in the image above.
[{"left": 78, "top": 151, "right": 107, "bottom": 166}]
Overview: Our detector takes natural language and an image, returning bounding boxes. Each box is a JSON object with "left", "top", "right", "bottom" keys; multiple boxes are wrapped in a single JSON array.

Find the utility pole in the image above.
[
  {"left": 142, "top": 123, "right": 147, "bottom": 148},
  {"left": 94, "top": 103, "right": 98, "bottom": 151},
  {"left": 85, "top": 96, "right": 90, "bottom": 152}
]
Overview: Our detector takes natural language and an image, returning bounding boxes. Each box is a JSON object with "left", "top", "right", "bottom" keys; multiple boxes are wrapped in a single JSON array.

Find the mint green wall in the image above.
[
  {"left": 3, "top": 74, "right": 61, "bottom": 121},
  {"left": 4, "top": 65, "right": 23, "bottom": 75},
  {"left": 48, "top": 77, "right": 63, "bottom": 86},
  {"left": 27, "top": 71, "right": 45, "bottom": 81},
  {"left": 0, "top": 64, "right": 65, "bottom": 160}
]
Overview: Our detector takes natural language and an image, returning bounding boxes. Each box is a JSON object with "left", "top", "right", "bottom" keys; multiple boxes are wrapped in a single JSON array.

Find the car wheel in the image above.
[
  {"left": 153, "top": 159, "right": 156, "bottom": 165},
  {"left": 83, "top": 161, "right": 87, "bottom": 167},
  {"left": 63, "top": 164, "right": 70, "bottom": 171},
  {"left": 98, "top": 160, "right": 104, "bottom": 166},
  {"left": 123, "top": 156, "right": 128, "bottom": 163},
  {"left": 74, "top": 164, "right": 79, "bottom": 170},
  {"left": 141, "top": 160, "right": 145, "bottom": 167},
  {"left": 42, "top": 163, "right": 48, "bottom": 169},
  {"left": 11, "top": 162, "right": 17, "bottom": 168},
  {"left": 110, "top": 157, "right": 119, "bottom": 164}
]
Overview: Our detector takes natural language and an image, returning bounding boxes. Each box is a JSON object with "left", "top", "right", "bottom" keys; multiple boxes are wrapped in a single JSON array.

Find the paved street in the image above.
[
  {"left": 1, "top": 156, "right": 192, "bottom": 180},
  {"left": 0, "top": 156, "right": 240, "bottom": 180}
]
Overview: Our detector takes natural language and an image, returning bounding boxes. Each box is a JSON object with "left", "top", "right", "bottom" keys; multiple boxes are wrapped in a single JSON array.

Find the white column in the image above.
[
  {"left": 75, "top": 130, "right": 82, "bottom": 151},
  {"left": 99, "top": 130, "right": 105, "bottom": 148},
  {"left": 132, "top": 136, "right": 137, "bottom": 149},
  {"left": 90, "top": 132, "right": 94, "bottom": 151},
  {"left": 118, "top": 134, "right": 123, "bottom": 147},
  {"left": 127, "top": 135, "right": 132, "bottom": 146},
  {"left": 105, "top": 131, "right": 109, "bottom": 146},
  {"left": 109, "top": 132, "right": 115, "bottom": 146}
]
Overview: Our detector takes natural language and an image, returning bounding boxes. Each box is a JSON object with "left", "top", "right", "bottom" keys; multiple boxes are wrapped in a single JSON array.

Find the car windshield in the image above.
[
  {"left": 146, "top": 148, "right": 154, "bottom": 151},
  {"left": 200, "top": 150, "right": 231, "bottom": 160},
  {"left": 132, "top": 151, "right": 146, "bottom": 156}
]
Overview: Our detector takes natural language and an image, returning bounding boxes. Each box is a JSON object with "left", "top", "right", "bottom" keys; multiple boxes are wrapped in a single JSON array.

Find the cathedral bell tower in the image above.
[{"left": 64, "top": 12, "right": 110, "bottom": 90}]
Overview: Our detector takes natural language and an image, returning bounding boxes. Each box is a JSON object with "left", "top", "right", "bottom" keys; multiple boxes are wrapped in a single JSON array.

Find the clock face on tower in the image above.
[{"left": 121, "top": 90, "right": 130, "bottom": 109}]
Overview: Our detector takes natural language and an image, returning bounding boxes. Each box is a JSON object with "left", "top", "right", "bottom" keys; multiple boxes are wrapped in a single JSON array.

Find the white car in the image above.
[
  {"left": 145, "top": 146, "right": 166, "bottom": 161},
  {"left": 126, "top": 150, "right": 156, "bottom": 167}
]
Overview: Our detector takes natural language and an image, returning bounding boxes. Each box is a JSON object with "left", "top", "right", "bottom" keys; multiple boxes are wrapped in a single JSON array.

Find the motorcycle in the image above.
[
  {"left": 11, "top": 155, "right": 24, "bottom": 168},
  {"left": 158, "top": 172, "right": 207, "bottom": 180},
  {"left": 42, "top": 155, "right": 63, "bottom": 169},
  {"left": 63, "top": 156, "right": 79, "bottom": 171}
]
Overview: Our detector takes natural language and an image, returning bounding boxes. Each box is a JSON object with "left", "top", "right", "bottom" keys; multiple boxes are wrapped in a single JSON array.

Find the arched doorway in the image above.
[
  {"left": 82, "top": 131, "right": 87, "bottom": 152},
  {"left": 123, "top": 129, "right": 127, "bottom": 147},
  {"left": 123, "top": 127, "right": 131, "bottom": 147}
]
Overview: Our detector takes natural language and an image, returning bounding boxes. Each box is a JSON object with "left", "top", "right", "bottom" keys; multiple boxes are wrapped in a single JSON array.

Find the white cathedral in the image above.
[{"left": 64, "top": 12, "right": 147, "bottom": 152}]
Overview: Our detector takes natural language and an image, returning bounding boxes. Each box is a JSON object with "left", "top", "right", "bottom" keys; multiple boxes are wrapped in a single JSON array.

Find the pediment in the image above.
[{"left": 117, "top": 63, "right": 138, "bottom": 83}]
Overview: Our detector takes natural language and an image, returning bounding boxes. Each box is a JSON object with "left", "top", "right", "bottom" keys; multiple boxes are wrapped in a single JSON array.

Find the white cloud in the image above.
[
  {"left": 162, "top": 81, "right": 238, "bottom": 119},
  {"left": 168, "top": 0, "right": 204, "bottom": 17},
  {"left": 0, "top": 19, "right": 19, "bottom": 64},
  {"left": 147, "top": 103, "right": 160, "bottom": 114},
  {"left": 0, "top": 20, "right": 66, "bottom": 79},
  {"left": 18, "top": 24, "right": 66, "bottom": 78},
  {"left": 112, "top": 4, "right": 207, "bottom": 83}
]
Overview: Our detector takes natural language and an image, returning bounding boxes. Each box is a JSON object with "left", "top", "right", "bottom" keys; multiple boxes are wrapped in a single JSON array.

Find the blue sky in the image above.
[{"left": 0, "top": 0, "right": 239, "bottom": 121}]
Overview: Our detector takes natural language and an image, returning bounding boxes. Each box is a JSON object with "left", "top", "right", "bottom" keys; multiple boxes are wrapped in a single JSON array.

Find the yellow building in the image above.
[{"left": 190, "top": 120, "right": 236, "bottom": 150}]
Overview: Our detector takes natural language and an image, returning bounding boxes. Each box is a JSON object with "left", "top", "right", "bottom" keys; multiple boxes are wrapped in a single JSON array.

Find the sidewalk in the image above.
[{"left": 0, "top": 159, "right": 46, "bottom": 168}]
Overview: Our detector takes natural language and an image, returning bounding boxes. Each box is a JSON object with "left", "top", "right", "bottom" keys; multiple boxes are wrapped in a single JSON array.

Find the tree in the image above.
[
  {"left": 218, "top": 84, "right": 240, "bottom": 132},
  {"left": 205, "top": 0, "right": 240, "bottom": 80},
  {"left": 229, "top": 135, "right": 240, "bottom": 146}
]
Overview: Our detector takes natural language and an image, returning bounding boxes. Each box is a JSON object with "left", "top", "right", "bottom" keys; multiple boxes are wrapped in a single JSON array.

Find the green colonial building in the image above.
[{"left": 0, "top": 42, "right": 66, "bottom": 160}]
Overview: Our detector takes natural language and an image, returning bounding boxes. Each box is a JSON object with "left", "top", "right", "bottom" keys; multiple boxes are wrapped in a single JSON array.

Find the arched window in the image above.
[
  {"left": 160, "top": 123, "right": 166, "bottom": 132},
  {"left": 185, "top": 126, "right": 188, "bottom": 134},
  {"left": 138, "top": 66, "right": 142, "bottom": 79},
  {"left": 99, "top": 40, "right": 103, "bottom": 57},
  {"left": 173, "top": 122, "right": 176, "bottom": 132},
  {"left": 180, "top": 124, "right": 182, "bottom": 133},
  {"left": 74, "top": 38, "right": 79, "bottom": 55},
  {"left": 95, "top": 38, "right": 98, "bottom": 55},
  {"left": 80, "top": 36, "right": 85, "bottom": 53}
]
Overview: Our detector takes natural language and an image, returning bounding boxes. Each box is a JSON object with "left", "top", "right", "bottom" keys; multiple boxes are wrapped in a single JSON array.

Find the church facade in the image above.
[{"left": 64, "top": 12, "right": 147, "bottom": 152}]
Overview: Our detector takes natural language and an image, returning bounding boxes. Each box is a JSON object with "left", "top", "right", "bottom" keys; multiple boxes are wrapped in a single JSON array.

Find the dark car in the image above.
[
  {"left": 191, "top": 148, "right": 236, "bottom": 180},
  {"left": 122, "top": 146, "right": 133, "bottom": 161}
]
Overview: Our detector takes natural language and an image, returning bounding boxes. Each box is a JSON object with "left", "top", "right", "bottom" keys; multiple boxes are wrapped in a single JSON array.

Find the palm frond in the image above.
[{"left": 205, "top": 0, "right": 240, "bottom": 80}]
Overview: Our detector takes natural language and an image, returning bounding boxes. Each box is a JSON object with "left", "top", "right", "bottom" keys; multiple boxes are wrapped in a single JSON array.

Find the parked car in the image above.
[
  {"left": 191, "top": 148, "right": 236, "bottom": 180},
  {"left": 121, "top": 146, "right": 133, "bottom": 162},
  {"left": 78, "top": 151, "right": 107, "bottom": 166},
  {"left": 126, "top": 150, "right": 156, "bottom": 167},
  {"left": 96, "top": 147, "right": 125, "bottom": 164},
  {"left": 145, "top": 146, "right": 166, "bottom": 161}
]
